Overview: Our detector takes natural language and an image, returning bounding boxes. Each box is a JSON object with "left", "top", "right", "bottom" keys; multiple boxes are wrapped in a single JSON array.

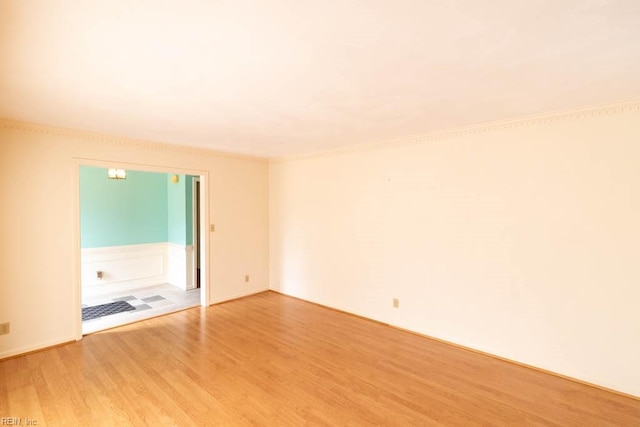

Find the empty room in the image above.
[{"left": 1, "top": 1, "right": 639, "bottom": 425}]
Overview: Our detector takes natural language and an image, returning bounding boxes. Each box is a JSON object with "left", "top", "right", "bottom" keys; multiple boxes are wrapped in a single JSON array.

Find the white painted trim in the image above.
[
  {"left": 210, "top": 288, "right": 269, "bottom": 305},
  {"left": 191, "top": 176, "right": 200, "bottom": 290},
  {"left": 72, "top": 159, "right": 82, "bottom": 341},
  {"left": 73, "top": 159, "right": 212, "bottom": 341},
  {"left": 81, "top": 242, "right": 165, "bottom": 256},
  {"left": 81, "top": 242, "right": 168, "bottom": 287},
  {"left": 199, "top": 174, "right": 210, "bottom": 306},
  {"left": 0, "top": 336, "right": 77, "bottom": 360},
  {"left": 166, "top": 242, "right": 195, "bottom": 290},
  {"left": 186, "top": 244, "right": 195, "bottom": 289},
  {"left": 1, "top": 119, "right": 268, "bottom": 162},
  {"left": 270, "top": 99, "right": 640, "bottom": 162}
]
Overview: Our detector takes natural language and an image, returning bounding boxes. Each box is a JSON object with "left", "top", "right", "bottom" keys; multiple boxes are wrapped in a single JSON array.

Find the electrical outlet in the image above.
[
  {"left": 210, "top": 224, "right": 215, "bottom": 232},
  {"left": 0, "top": 322, "right": 10, "bottom": 335},
  {"left": 393, "top": 298, "right": 399, "bottom": 308},
  {"left": 245, "top": 275, "right": 250, "bottom": 282}
]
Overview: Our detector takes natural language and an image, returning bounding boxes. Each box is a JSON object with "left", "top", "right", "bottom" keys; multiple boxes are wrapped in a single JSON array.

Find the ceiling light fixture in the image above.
[{"left": 107, "top": 168, "right": 127, "bottom": 180}]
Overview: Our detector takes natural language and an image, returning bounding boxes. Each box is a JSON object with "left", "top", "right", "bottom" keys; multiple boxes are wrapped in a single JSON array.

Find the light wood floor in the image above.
[{"left": 1, "top": 292, "right": 639, "bottom": 426}]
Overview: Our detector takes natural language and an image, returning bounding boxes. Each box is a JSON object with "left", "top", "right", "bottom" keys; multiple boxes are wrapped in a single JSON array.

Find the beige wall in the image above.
[
  {"left": 269, "top": 104, "right": 640, "bottom": 397},
  {"left": 0, "top": 122, "right": 269, "bottom": 357},
  {"left": 3, "top": 103, "right": 640, "bottom": 397}
]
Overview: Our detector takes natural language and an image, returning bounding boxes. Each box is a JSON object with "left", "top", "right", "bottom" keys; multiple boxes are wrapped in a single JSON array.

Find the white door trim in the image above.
[{"left": 72, "top": 158, "right": 211, "bottom": 340}]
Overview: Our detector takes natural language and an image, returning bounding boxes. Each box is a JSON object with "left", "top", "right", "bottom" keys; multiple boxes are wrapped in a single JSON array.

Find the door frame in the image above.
[
  {"left": 191, "top": 176, "right": 201, "bottom": 289},
  {"left": 72, "top": 157, "right": 211, "bottom": 340}
]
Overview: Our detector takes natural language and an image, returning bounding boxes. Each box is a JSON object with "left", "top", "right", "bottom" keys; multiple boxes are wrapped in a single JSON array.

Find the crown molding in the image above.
[
  {"left": 3, "top": 99, "right": 639, "bottom": 163},
  {"left": 270, "top": 99, "right": 640, "bottom": 163},
  {"left": 0, "top": 119, "right": 268, "bottom": 163}
]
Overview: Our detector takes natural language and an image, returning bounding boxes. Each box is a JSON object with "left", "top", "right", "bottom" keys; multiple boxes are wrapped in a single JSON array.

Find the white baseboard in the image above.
[
  {"left": 210, "top": 287, "right": 269, "bottom": 305},
  {"left": 0, "top": 336, "right": 77, "bottom": 360}
]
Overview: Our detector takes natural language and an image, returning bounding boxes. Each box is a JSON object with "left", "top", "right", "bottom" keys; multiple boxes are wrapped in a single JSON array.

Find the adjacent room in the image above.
[
  {"left": 1, "top": 0, "right": 640, "bottom": 425},
  {"left": 79, "top": 166, "right": 202, "bottom": 333}
]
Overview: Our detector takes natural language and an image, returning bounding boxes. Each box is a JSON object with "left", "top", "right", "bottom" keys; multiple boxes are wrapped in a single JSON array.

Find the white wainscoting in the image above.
[
  {"left": 167, "top": 243, "right": 195, "bottom": 290},
  {"left": 81, "top": 242, "right": 194, "bottom": 292}
]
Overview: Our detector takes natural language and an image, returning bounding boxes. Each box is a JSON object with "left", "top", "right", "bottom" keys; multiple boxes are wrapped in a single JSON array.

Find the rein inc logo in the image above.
[{"left": 1, "top": 418, "right": 38, "bottom": 425}]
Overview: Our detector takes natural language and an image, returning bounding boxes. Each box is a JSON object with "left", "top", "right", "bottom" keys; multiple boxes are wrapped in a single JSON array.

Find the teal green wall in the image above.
[
  {"left": 168, "top": 174, "right": 186, "bottom": 245},
  {"left": 80, "top": 167, "right": 198, "bottom": 249},
  {"left": 80, "top": 167, "right": 169, "bottom": 248},
  {"left": 167, "top": 174, "right": 195, "bottom": 246},
  {"left": 185, "top": 177, "right": 193, "bottom": 246}
]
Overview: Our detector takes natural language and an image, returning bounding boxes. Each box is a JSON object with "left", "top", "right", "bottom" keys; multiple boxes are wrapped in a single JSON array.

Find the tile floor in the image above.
[{"left": 82, "top": 283, "right": 201, "bottom": 334}]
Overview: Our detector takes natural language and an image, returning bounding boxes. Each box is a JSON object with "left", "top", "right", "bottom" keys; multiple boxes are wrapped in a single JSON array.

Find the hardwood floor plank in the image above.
[{"left": 2, "top": 291, "right": 639, "bottom": 426}]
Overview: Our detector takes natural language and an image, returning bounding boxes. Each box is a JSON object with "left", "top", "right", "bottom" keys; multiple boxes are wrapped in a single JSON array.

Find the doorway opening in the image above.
[
  {"left": 193, "top": 176, "right": 201, "bottom": 289},
  {"left": 77, "top": 165, "right": 208, "bottom": 335}
]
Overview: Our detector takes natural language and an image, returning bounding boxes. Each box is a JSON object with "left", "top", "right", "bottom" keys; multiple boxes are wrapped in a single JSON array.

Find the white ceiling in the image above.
[{"left": 1, "top": 1, "right": 639, "bottom": 158}]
